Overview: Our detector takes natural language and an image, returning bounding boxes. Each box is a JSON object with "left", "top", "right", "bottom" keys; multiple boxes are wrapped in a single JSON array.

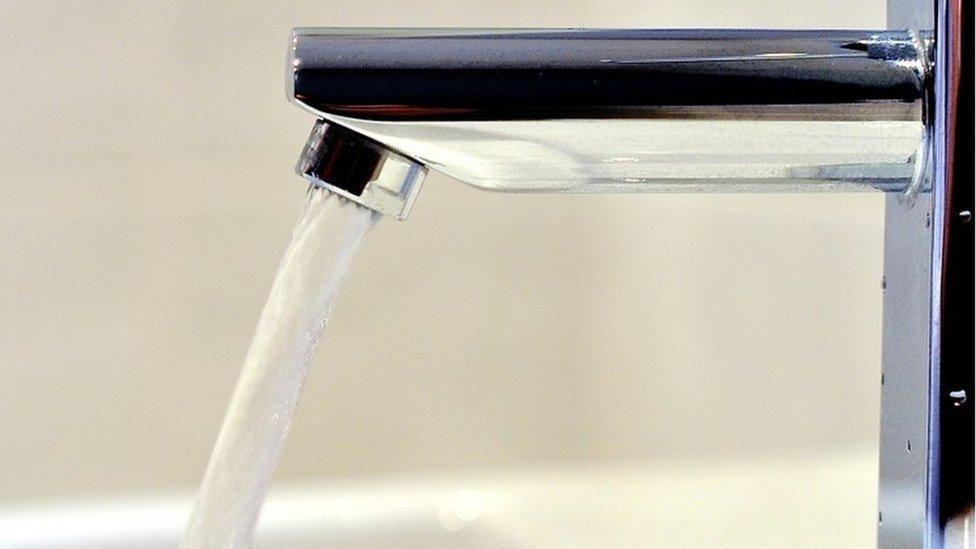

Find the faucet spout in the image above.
[
  {"left": 296, "top": 121, "right": 426, "bottom": 219},
  {"left": 289, "top": 28, "right": 930, "bottom": 217}
]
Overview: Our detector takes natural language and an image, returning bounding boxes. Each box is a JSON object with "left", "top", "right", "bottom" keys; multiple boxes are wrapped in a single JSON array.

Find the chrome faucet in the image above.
[
  {"left": 289, "top": 29, "right": 929, "bottom": 219},
  {"left": 285, "top": 9, "right": 971, "bottom": 548}
]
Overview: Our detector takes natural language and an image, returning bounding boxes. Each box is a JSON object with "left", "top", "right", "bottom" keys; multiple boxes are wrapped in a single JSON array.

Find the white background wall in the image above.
[{"left": 1, "top": 0, "right": 886, "bottom": 504}]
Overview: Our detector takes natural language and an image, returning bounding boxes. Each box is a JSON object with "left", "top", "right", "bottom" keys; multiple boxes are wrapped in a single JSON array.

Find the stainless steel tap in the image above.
[
  {"left": 288, "top": 29, "right": 929, "bottom": 219},
  {"left": 284, "top": 12, "right": 971, "bottom": 548}
]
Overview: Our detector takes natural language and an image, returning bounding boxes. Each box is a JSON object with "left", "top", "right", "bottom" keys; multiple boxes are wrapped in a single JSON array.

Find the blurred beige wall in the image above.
[{"left": 1, "top": 0, "right": 886, "bottom": 503}]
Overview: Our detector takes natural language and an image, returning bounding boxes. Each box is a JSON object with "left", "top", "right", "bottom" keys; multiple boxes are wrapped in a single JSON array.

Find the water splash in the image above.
[{"left": 182, "top": 188, "right": 378, "bottom": 548}]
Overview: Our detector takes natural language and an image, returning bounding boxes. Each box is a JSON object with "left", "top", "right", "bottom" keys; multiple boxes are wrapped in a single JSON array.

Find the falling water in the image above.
[{"left": 182, "top": 188, "right": 378, "bottom": 548}]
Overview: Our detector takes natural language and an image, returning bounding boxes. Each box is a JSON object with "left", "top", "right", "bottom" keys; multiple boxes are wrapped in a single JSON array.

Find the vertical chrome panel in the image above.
[
  {"left": 881, "top": 0, "right": 972, "bottom": 547},
  {"left": 879, "top": 0, "right": 938, "bottom": 541},
  {"left": 878, "top": 192, "right": 935, "bottom": 548}
]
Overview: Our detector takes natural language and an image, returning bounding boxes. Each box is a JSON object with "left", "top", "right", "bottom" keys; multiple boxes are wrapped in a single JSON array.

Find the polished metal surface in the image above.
[
  {"left": 288, "top": 29, "right": 928, "bottom": 195},
  {"left": 879, "top": 0, "right": 973, "bottom": 547},
  {"left": 284, "top": 18, "right": 971, "bottom": 549},
  {"left": 289, "top": 29, "right": 925, "bottom": 120},
  {"left": 932, "top": 0, "right": 974, "bottom": 540},
  {"left": 879, "top": 192, "right": 935, "bottom": 548},
  {"left": 877, "top": 8, "right": 938, "bottom": 549},
  {"left": 296, "top": 120, "right": 426, "bottom": 219}
]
